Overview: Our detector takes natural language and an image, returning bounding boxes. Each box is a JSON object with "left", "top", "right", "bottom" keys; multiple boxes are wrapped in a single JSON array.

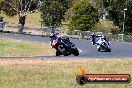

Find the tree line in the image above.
[{"left": 0, "top": 0, "right": 132, "bottom": 34}]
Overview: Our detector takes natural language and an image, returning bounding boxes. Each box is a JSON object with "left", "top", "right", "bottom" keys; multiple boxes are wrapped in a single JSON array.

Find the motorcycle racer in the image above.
[
  {"left": 90, "top": 33, "right": 106, "bottom": 45},
  {"left": 49, "top": 33, "right": 79, "bottom": 56},
  {"left": 90, "top": 33, "right": 111, "bottom": 52}
]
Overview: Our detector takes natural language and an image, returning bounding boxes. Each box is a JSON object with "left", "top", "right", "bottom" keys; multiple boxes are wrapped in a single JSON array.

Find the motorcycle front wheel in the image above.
[
  {"left": 56, "top": 50, "right": 62, "bottom": 56},
  {"left": 106, "top": 48, "right": 111, "bottom": 52},
  {"left": 97, "top": 45, "right": 101, "bottom": 52},
  {"left": 72, "top": 47, "right": 79, "bottom": 56}
]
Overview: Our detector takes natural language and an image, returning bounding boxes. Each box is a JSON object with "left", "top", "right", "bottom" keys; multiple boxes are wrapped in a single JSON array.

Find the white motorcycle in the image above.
[
  {"left": 90, "top": 34, "right": 111, "bottom": 52},
  {"left": 95, "top": 36, "right": 111, "bottom": 52}
]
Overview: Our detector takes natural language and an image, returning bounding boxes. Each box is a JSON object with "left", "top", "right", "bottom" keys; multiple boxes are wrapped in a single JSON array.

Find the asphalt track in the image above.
[{"left": 0, "top": 33, "right": 132, "bottom": 58}]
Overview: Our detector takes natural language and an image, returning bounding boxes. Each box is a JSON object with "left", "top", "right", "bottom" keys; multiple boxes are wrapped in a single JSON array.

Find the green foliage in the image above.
[
  {"left": 95, "top": 0, "right": 104, "bottom": 12},
  {"left": 40, "top": 0, "right": 70, "bottom": 27},
  {"left": 0, "top": 0, "right": 3, "bottom": 4},
  {"left": 68, "top": 0, "right": 99, "bottom": 31},
  {"left": 0, "top": 39, "right": 55, "bottom": 56},
  {"left": 0, "top": 0, "right": 39, "bottom": 17},
  {"left": 0, "top": 0, "right": 17, "bottom": 17},
  {"left": 104, "top": 0, "right": 132, "bottom": 33},
  {"left": 124, "top": 0, "right": 132, "bottom": 33},
  {"left": 93, "top": 20, "right": 119, "bottom": 34}
]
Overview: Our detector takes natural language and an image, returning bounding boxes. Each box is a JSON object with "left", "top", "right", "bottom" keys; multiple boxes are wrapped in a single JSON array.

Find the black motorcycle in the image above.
[{"left": 50, "top": 34, "right": 79, "bottom": 56}]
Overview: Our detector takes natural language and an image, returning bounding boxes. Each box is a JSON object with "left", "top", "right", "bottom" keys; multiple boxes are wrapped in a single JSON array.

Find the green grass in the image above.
[
  {"left": 0, "top": 38, "right": 55, "bottom": 56},
  {"left": 1, "top": 12, "right": 67, "bottom": 28},
  {"left": 0, "top": 12, "right": 42, "bottom": 26},
  {"left": 0, "top": 59, "right": 131, "bottom": 88}
]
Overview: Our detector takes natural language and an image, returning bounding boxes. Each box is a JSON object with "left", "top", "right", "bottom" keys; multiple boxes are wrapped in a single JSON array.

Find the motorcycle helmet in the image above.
[
  {"left": 91, "top": 33, "right": 96, "bottom": 36},
  {"left": 50, "top": 33, "right": 55, "bottom": 38},
  {"left": 91, "top": 33, "right": 96, "bottom": 38}
]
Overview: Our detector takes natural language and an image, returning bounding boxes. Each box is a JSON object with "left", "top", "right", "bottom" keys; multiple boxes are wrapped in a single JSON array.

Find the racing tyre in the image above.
[
  {"left": 63, "top": 52, "right": 69, "bottom": 56},
  {"left": 107, "top": 48, "right": 111, "bottom": 52},
  {"left": 98, "top": 48, "right": 101, "bottom": 52},
  {"left": 72, "top": 48, "right": 79, "bottom": 56},
  {"left": 56, "top": 50, "right": 62, "bottom": 56}
]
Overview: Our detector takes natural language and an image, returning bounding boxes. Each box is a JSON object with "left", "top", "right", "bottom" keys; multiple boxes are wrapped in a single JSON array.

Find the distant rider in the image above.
[
  {"left": 90, "top": 33, "right": 96, "bottom": 45},
  {"left": 91, "top": 33, "right": 106, "bottom": 45}
]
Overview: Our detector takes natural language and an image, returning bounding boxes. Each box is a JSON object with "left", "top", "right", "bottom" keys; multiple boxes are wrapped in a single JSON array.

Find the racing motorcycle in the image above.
[
  {"left": 91, "top": 34, "right": 111, "bottom": 52},
  {"left": 50, "top": 33, "right": 79, "bottom": 56}
]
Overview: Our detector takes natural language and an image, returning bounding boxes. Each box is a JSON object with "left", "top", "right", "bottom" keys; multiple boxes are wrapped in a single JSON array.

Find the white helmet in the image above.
[{"left": 50, "top": 33, "right": 55, "bottom": 38}]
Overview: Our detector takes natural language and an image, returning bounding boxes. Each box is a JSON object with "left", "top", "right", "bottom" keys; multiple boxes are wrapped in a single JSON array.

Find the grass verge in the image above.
[
  {"left": 0, "top": 38, "right": 55, "bottom": 56},
  {"left": 0, "top": 58, "right": 131, "bottom": 88},
  {"left": 0, "top": 12, "right": 41, "bottom": 26}
]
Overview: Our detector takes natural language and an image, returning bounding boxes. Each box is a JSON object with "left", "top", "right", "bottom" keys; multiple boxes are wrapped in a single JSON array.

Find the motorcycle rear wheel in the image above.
[
  {"left": 97, "top": 46, "right": 101, "bottom": 52},
  {"left": 56, "top": 50, "right": 62, "bottom": 56}
]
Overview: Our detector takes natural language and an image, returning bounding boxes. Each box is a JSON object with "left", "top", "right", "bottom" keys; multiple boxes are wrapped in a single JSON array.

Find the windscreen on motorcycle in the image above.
[{"left": 50, "top": 34, "right": 62, "bottom": 46}]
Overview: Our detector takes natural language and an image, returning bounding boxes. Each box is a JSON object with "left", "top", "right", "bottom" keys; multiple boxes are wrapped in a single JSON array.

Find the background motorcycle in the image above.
[
  {"left": 90, "top": 35, "right": 111, "bottom": 52},
  {"left": 96, "top": 37, "right": 111, "bottom": 52},
  {"left": 50, "top": 34, "right": 79, "bottom": 56}
]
